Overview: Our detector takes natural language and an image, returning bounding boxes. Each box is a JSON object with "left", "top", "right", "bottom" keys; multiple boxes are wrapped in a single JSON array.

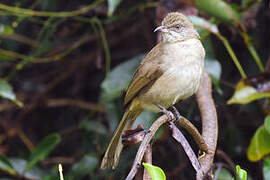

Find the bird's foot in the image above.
[
  {"left": 156, "top": 104, "right": 175, "bottom": 122},
  {"left": 170, "top": 106, "right": 182, "bottom": 123}
]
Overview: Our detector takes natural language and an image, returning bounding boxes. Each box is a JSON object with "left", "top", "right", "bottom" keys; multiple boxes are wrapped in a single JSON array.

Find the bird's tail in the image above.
[{"left": 100, "top": 99, "right": 143, "bottom": 169}]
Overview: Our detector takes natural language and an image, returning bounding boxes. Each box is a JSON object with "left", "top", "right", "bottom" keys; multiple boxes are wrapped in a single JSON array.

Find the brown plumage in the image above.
[{"left": 101, "top": 12, "right": 205, "bottom": 169}]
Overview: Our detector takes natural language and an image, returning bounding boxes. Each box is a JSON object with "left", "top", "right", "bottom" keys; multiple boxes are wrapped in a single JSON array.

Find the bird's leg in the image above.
[
  {"left": 170, "top": 106, "right": 182, "bottom": 123},
  {"left": 156, "top": 104, "right": 175, "bottom": 122}
]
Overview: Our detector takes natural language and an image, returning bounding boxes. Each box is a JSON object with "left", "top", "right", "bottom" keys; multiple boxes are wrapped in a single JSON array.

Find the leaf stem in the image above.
[
  {"left": 215, "top": 33, "right": 247, "bottom": 78},
  {"left": 240, "top": 32, "right": 264, "bottom": 72}
]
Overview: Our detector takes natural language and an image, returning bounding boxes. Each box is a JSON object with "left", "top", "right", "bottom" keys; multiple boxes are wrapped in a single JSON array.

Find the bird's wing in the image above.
[{"left": 124, "top": 43, "right": 164, "bottom": 106}]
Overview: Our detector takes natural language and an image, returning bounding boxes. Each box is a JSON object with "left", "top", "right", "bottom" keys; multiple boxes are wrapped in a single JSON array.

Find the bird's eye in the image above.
[{"left": 175, "top": 24, "right": 181, "bottom": 29}]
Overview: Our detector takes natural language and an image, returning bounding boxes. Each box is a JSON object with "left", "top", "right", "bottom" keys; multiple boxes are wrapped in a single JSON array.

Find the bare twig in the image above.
[
  {"left": 126, "top": 114, "right": 170, "bottom": 180},
  {"left": 195, "top": 70, "right": 218, "bottom": 180},
  {"left": 17, "top": 129, "right": 35, "bottom": 151},
  {"left": 126, "top": 107, "right": 206, "bottom": 179},
  {"left": 216, "top": 149, "right": 236, "bottom": 176},
  {"left": 0, "top": 98, "right": 104, "bottom": 112},
  {"left": 169, "top": 122, "right": 204, "bottom": 177},
  {"left": 143, "top": 144, "right": 152, "bottom": 180},
  {"left": 46, "top": 98, "right": 104, "bottom": 112},
  {"left": 0, "top": 33, "right": 38, "bottom": 47}
]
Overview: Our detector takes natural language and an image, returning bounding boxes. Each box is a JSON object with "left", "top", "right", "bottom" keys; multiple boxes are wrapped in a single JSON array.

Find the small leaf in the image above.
[
  {"left": 107, "top": 0, "right": 122, "bottom": 16},
  {"left": 247, "top": 125, "right": 270, "bottom": 162},
  {"left": 263, "top": 157, "right": 270, "bottom": 180},
  {"left": 0, "top": 79, "right": 23, "bottom": 107},
  {"left": 236, "top": 165, "right": 247, "bottom": 180},
  {"left": 0, "top": 154, "right": 16, "bottom": 175},
  {"left": 101, "top": 54, "right": 144, "bottom": 102},
  {"left": 214, "top": 168, "right": 233, "bottom": 180},
  {"left": 227, "top": 80, "right": 270, "bottom": 104},
  {"left": 26, "top": 133, "right": 61, "bottom": 170},
  {"left": 142, "top": 162, "right": 166, "bottom": 180},
  {"left": 265, "top": 116, "right": 270, "bottom": 134},
  {"left": 0, "top": 24, "right": 14, "bottom": 35}
]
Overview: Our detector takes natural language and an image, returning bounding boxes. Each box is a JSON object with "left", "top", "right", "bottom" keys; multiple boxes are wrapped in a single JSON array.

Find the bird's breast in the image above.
[{"left": 139, "top": 38, "right": 205, "bottom": 112}]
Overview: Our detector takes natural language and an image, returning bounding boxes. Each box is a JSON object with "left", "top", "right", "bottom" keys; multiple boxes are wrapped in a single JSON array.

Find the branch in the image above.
[
  {"left": 176, "top": 115, "right": 208, "bottom": 152},
  {"left": 126, "top": 114, "right": 170, "bottom": 180},
  {"left": 143, "top": 144, "right": 152, "bottom": 180},
  {"left": 46, "top": 98, "right": 104, "bottom": 112},
  {"left": 195, "top": 70, "right": 218, "bottom": 180},
  {"left": 126, "top": 108, "right": 205, "bottom": 179},
  {"left": 169, "top": 122, "right": 204, "bottom": 177}
]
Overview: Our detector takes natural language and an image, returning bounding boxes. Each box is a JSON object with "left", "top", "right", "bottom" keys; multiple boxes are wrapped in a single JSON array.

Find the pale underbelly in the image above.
[{"left": 139, "top": 64, "right": 202, "bottom": 112}]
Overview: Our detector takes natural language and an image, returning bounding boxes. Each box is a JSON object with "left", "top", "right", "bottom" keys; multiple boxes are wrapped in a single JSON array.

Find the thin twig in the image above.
[
  {"left": 240, "top": 31, "right": 264, "bottom": 71},
  {"left": 169, "top": 122, "right": 204, "bottom": 177},
  {"left": 0, "top": 33, "right": 38, "bottom": 47},
  {"left": 46, "top": 98, "right": 104, "bottom": 112},
  {"left": 125, "top": 114, "right": 170, "bottom": 180},
  {"left": 216, "top": 149, "right": 236, "bottom": 176},
  {"left": 17, "top": 129, "right": 35, "bottom": 151},
  {"left": 143, "top": 144, "right": 152, "bottom": 180}
]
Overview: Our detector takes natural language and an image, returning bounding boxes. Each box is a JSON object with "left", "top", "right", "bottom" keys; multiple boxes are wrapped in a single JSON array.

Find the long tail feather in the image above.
[{"left": 100, "top": 100, "right": 142, "bottom": 169}]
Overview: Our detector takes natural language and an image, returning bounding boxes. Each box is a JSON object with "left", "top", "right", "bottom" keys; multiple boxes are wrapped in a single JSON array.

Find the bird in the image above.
[{"left": 101, "top": 12, "right": 205, "bottom": 169}]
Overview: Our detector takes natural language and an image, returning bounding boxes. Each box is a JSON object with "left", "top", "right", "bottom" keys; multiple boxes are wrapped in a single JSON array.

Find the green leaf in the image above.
[
  {"left": 263, "top": 157, "right": 270, "bottom": 180},
  {"left": 194, "top": 0, "right": 241, "bottom": 26},
  {"left": 236, "top": 165, "right": 247, "bottom": 180},
  {"left": 101, "top": 54, "right": 144, "bottom": 102},
  {"left": 107, "top": 0, "right": 122, "bottom": 16},
  {"left": 0, "top": 154, "right": 16, "bottom": 175},
  {"left": 142, "top": 162, "right": 166, "bottom": 180},
  {"left": 214, "top": 168, "right": 233, "bottom": 180},
  {"left": 265, "top": 116, "right": 270, "bottom": 134},
  {"left": 0, "top": 79, "right": 23, "bottom": 107},
  {"left": 26, "top": 133, "right": 61, "bottom": 170},
  {"left": 227, "top": 80, "right": 270, "bottom": 104},
  {"left": 70, "top": 154, "right": 98, "bottom": 179},
  {"left": 247, "top": 125, "right": 270, "bottom": 162},
  {"left": 0, "top": 24, "right": 14, "bottom": 35}
]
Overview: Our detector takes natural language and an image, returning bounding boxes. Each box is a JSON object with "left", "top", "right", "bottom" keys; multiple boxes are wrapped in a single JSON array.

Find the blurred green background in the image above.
[{"left": 0, "top": 0, "right": 269, "bottom": 179}]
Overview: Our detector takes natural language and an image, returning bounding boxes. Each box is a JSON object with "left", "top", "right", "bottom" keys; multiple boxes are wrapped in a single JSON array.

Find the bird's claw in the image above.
[
  {"left": 171, "top": 106, "right": 182, "bottom": 123},
  {"left": 156, "top": 104, "right": 175, "bottom": 122}
]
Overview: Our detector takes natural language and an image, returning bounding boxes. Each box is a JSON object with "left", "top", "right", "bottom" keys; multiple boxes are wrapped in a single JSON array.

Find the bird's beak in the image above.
[{"left": 154, "top": 26, "right": 168, "bottom": 33}]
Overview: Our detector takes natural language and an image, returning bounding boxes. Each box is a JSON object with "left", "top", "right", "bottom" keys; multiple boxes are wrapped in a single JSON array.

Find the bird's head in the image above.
[{"left": 154, "top": 12, "right": 199, "bottom": 43}]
